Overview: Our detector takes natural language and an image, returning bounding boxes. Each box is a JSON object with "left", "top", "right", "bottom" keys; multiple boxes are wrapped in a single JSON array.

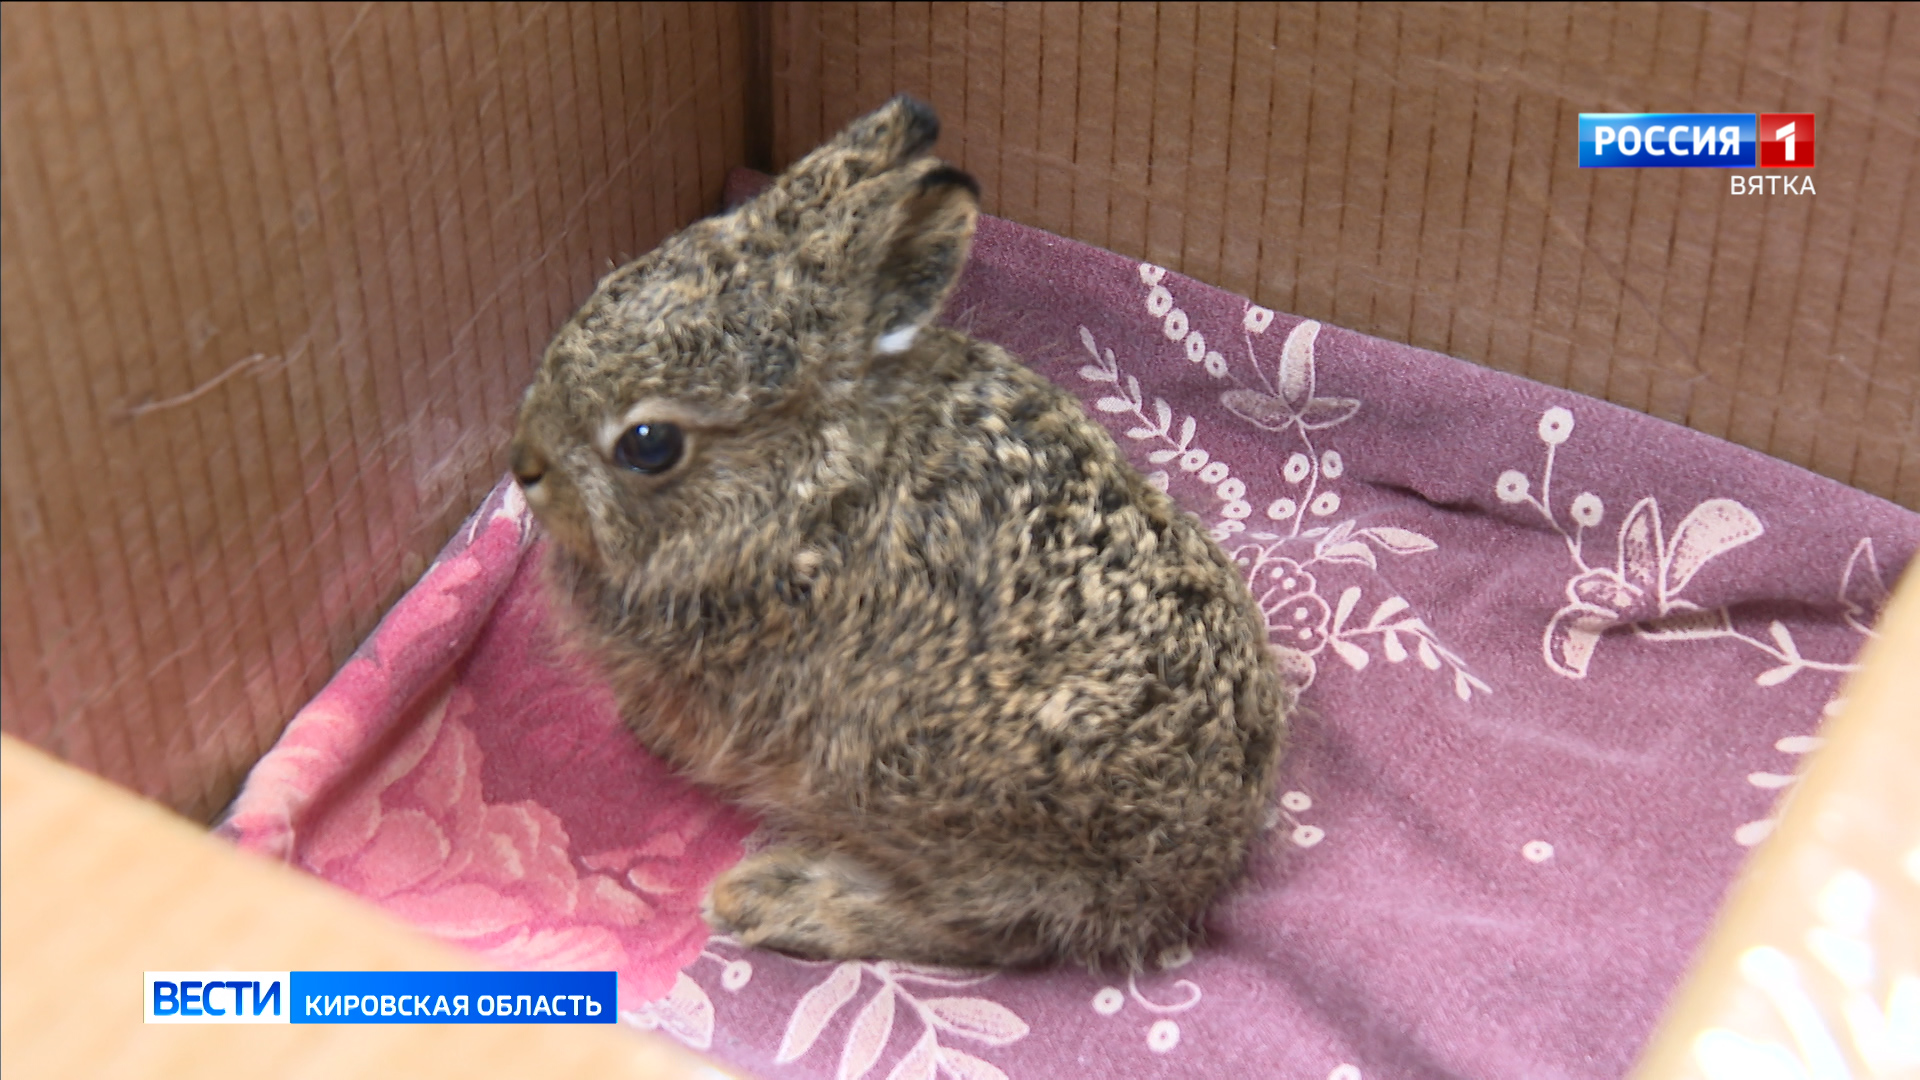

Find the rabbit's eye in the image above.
[{"left": 614, "top": 422, "right": 685, "bottom": 473}]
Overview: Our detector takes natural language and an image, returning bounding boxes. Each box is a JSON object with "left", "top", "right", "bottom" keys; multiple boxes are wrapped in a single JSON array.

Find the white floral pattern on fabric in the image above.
[
  {"left": 1733, "top": 726, "right": 1829, "bottom": 848},
  {"left": 622, "top": 944, "right": 764, "bottom": 1049},
  {"left": 1087, "top": 963, "right": 1204, "bottom": 1058},
  {"left": 1077, "top": 266, "right": 1491, "bottom": 704},
  {"left": 1500, "top": 406, "right": 1889, "bottom": 687},
  {"left": 675, "top": 940, "right": 1030, "bottom": 1080},
  {"left": 624, "top": 971, "right": 719, "bottom": 1050},
  {"left": 656, "top": 935, "right": 1224, "bottom": 1074},
  {"left": 1268, "top": 790, "right": 1326, "bottom": 849},
  {"left": 1493, "top": 408, "right": 1906, "bottom": 852}
]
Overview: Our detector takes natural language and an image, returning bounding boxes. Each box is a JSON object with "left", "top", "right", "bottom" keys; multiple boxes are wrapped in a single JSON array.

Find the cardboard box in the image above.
[{"left": 2, "top": 3, "right": 1913, "bottom": 1076}]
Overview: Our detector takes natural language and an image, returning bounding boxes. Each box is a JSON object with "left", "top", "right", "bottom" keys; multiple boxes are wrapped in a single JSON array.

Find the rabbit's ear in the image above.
[
  {"left": 867, "top": 165, "right": 980, "bottom": 356},
  {"left": 777, "top": 95, "right": 941, "bottom": 213}
]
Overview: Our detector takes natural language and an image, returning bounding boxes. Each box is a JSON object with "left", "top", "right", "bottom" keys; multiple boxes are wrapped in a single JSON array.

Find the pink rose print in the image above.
[
  {"left": 304, "top": 687, "right": 737, "bottom": 1005},
  {"left": 220, "top": 485, "right": 754, "bottom": 1012},
  {"left": 219, "top": 482, "right": 537, "bottom": 861}
]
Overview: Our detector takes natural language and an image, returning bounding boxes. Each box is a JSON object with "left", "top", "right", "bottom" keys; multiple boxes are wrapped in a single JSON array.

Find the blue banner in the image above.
[
  {"left": 1579, "top": 113, "right": 1755, "bottom": 168},
  {"left": 288, "top": 971, "right": 617, "bottom": 1024}
]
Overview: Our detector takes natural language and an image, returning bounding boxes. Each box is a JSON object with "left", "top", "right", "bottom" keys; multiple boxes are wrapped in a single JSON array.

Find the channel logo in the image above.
[
  {"left": 1758, "top": 113, "right": 1815, "bottom": 167},
  {"left": 145, "top": 972, "right": 289, "bottom": 1024},
  {"left": 145, "top": 971, "right": 618, "bottom": 1024},
  {"left": 1579, "top": 113, "right": 1816, "bottom": 169},
  {"left": 1580, "top": 114, "right": 1755, "bottom": 167}
]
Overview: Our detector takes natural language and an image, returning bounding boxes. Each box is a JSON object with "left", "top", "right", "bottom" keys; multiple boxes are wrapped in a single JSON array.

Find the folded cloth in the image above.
[{"left": 221, "top": 171, "right": 1918, "bottom": 1079}]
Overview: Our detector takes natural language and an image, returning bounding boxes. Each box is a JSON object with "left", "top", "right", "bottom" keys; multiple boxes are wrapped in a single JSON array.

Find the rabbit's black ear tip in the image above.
[
  {"left": 891, "top": 94, "right": 940, "bottom": 153},
  {"left": 918, "top": 164, "right": 979, "bottom": 200}
]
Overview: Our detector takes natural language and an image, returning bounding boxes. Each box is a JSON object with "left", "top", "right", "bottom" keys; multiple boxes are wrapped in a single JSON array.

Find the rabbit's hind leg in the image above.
[
  {"left": 703, "top": 846, "right": 1028, "bottom": 966},
  {"left": 703, "top": 846, "right": 895, "bottom": 960}
]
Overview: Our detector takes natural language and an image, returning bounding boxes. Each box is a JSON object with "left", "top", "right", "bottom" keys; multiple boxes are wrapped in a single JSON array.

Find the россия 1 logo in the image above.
[
  {"left": 1578, "top": 113, "right": 1815, "bottom": 169},
  {"left": 1580, "top": 114, "right": 1754, "bottom": 167},
  {"left": 1757, "top": 113, "right": 1815, "bottom": 167}
]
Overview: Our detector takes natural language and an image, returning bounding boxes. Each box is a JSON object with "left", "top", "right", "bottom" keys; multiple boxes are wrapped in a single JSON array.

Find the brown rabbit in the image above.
[{"left": 509, "top": 96, "right": 1288, "bottom": 970}]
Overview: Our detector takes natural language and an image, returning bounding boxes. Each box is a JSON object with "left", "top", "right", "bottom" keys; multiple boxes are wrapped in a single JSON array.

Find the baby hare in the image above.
[{"left": 510, "top": 96, "right": 1288, "bottom": 970}]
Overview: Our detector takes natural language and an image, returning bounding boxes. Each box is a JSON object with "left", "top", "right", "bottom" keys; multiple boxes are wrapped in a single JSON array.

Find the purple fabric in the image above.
[
  {"left": 223, "top": 168, "right": 1917, "bottom": 1080},
  {"left": 885, "top": 182, "right": 1913, "bottom": 1080}
]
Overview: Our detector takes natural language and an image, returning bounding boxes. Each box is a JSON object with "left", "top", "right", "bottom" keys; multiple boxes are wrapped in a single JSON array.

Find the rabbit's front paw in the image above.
[{"left": 704, "top": 847, "right": 885, "bottom": 961}]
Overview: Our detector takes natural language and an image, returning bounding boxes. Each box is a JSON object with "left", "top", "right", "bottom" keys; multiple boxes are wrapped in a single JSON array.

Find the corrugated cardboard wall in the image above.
[
  {"left": 770, "top": 1, "right": 1919, "bottom": 508},
  {"left": 0, "top": 2, "right": 760, "bottom": 820}
]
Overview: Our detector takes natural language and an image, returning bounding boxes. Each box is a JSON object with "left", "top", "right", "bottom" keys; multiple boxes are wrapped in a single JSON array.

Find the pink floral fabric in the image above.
[
  {"left": 219, "top": 483, "right": 753, "bottom": 1006},
  {"left": 220, "top": 172, "right": 1919, "bottom": 1079}
]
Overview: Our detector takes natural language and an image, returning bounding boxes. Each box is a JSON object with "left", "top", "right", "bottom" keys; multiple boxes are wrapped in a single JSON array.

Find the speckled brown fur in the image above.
[{"left": 509, "top": 97, "right": 1290, "bottom": 970}]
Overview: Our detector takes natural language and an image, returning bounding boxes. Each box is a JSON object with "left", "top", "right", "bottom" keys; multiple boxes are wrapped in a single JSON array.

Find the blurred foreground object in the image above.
[
  {"left": 1633, "top": 564, "right": 1920, "bottom": 1079},
  {"left": 0, "top": 736, "right": 744, "bottom": 1080}
]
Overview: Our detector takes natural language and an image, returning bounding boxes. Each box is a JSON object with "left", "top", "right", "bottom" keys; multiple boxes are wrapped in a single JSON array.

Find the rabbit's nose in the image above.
[{"left": 510, "top": 439, "right": 547, "bottom": 487}]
